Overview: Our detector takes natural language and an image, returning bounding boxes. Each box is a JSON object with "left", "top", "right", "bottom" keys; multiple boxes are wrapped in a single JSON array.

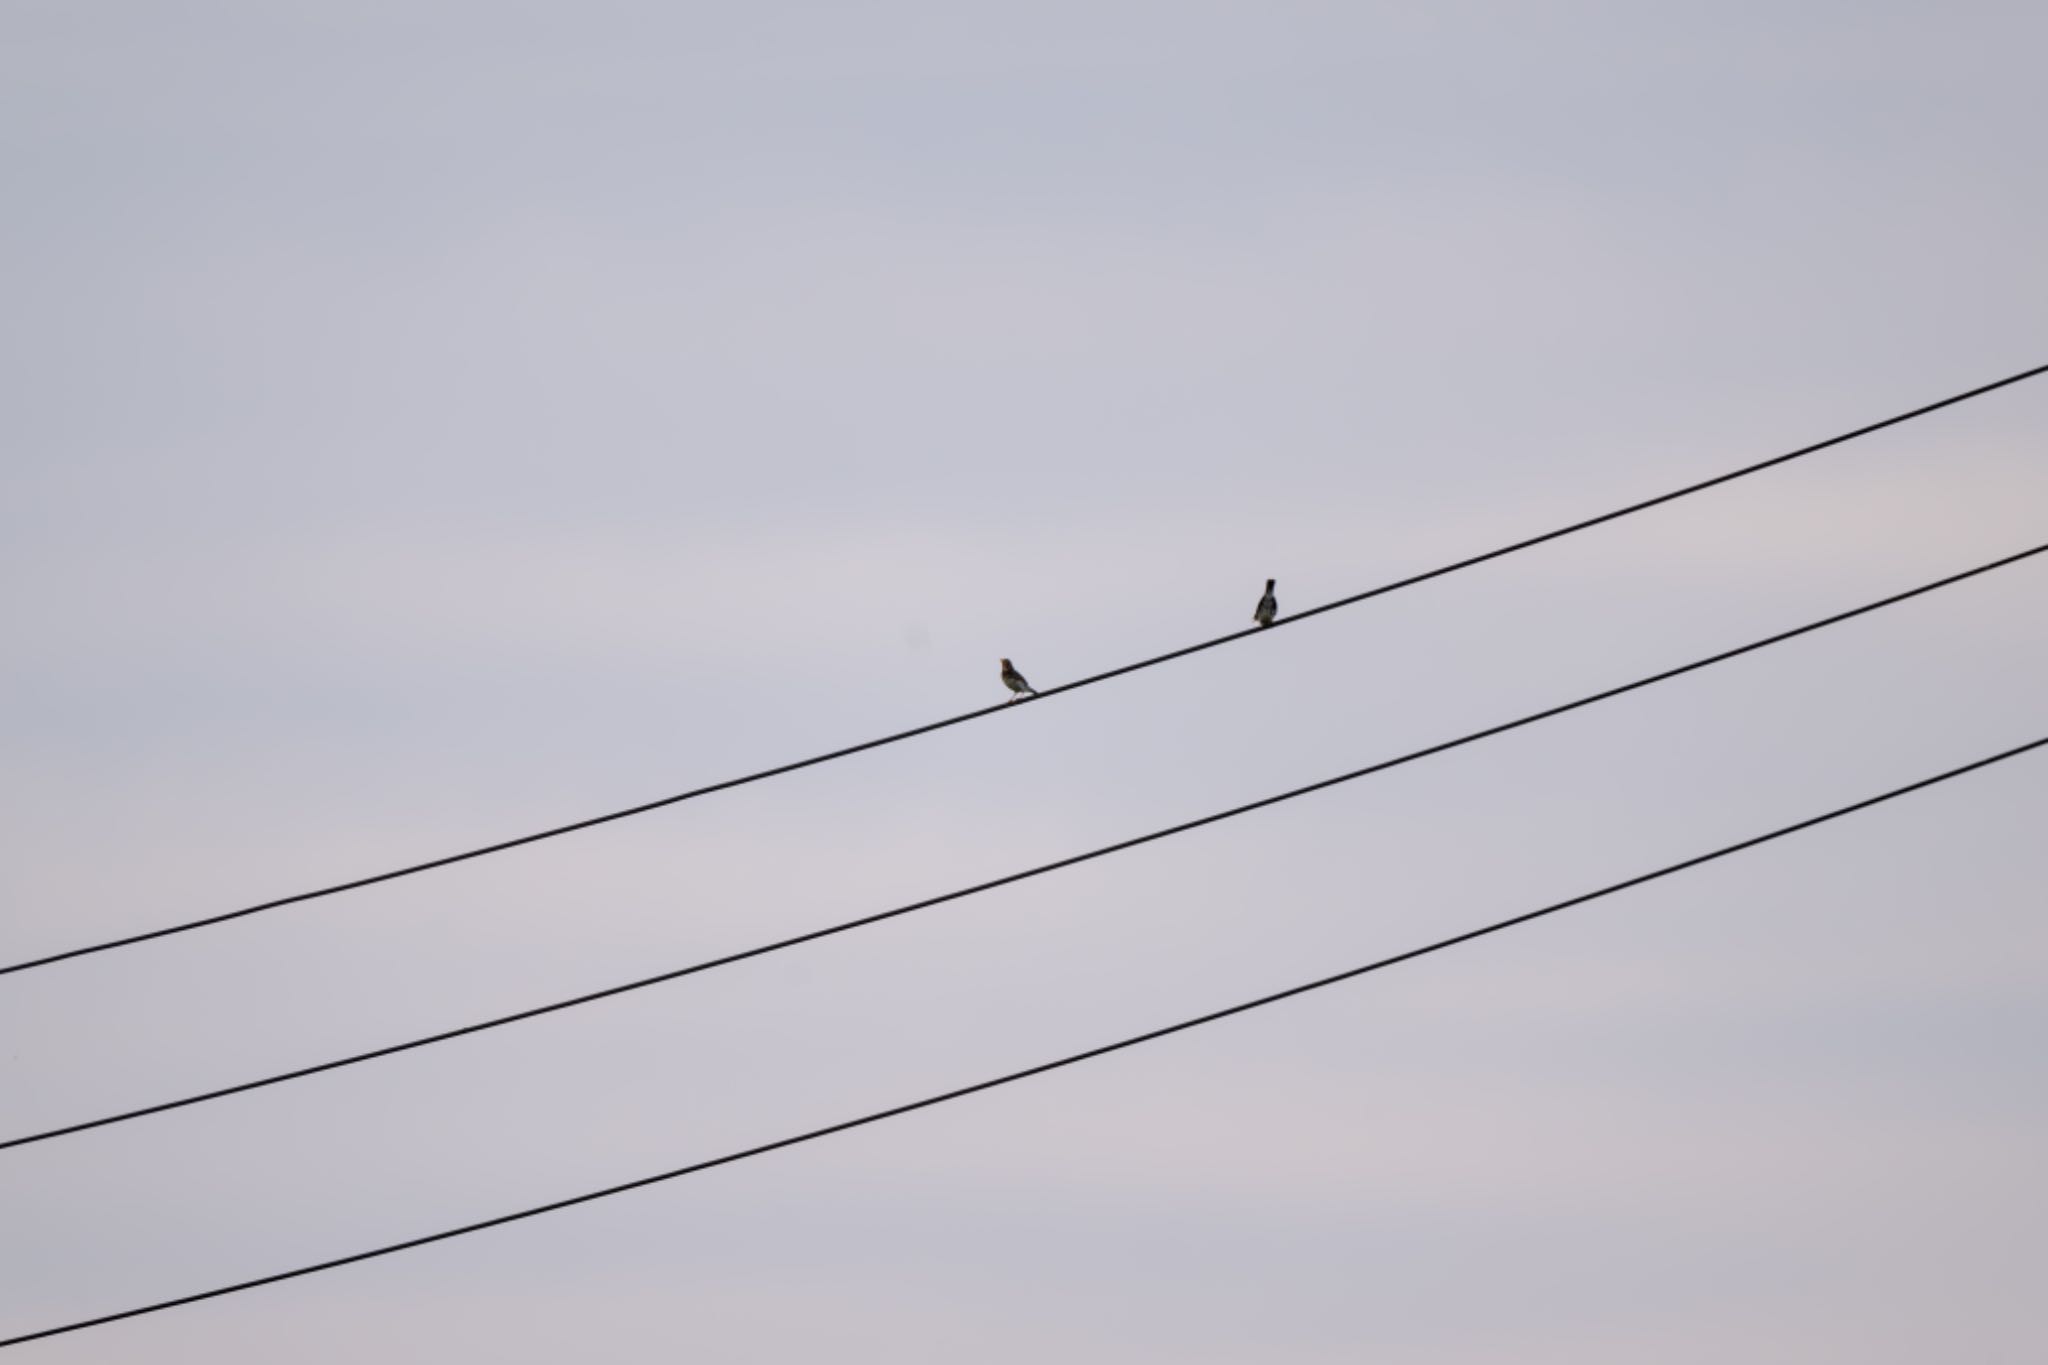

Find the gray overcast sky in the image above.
[{"left": 3, "top": 2, "right": 2045, "bottom": 1360}]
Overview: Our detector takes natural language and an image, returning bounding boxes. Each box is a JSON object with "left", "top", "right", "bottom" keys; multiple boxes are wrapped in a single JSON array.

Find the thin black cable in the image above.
[
  {"left": 6, "top": 737, "right": 2039, "bottom": 1350},
  {"left": 5, "top": 362, "right": 2042, "bottom": 979},
  {"left": 8, "top": 542, "right": 2039, "bottom": 1154}
]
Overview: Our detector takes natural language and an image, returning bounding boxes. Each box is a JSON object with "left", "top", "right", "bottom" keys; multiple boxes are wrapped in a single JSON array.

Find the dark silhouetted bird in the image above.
[
  {"left": 999, "top": 658, "right": 1037, "bottom": 702},
  {"left": 1253, "top": 578, "right": 1278, "bottom": 628}
]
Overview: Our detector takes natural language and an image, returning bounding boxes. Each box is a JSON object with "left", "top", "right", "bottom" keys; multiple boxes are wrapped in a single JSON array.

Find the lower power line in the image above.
[{"left": 5, "top": 734, "right": 2041, "bottom": 1350}]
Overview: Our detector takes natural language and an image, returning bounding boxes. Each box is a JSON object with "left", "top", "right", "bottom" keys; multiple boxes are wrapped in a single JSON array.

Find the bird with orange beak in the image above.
[{"left": 999, "top": 658, "right": 1037, "bottom": 702}]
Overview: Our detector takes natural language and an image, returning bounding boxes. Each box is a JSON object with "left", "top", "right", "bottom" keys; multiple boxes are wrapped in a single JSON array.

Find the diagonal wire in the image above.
[
  {"left": 7, "top": 541, "right": 2039, "bottom": 1153},
  {"left": 5, "top": 734, "right": 2039, "bottom": 1350},
  {"left": 5, "top": 362, "right": 2041, "bottom": 978}
]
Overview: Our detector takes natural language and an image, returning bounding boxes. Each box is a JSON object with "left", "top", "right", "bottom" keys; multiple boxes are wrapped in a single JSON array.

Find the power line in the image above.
[
  {"left": 6, "top": 364, "right": 2041, "bottom": 980},
  {"left": 9, "top": 542, "right": 2038, "bottom": 1153},
  {"left": 5, "top": 734, "right": 2037, "bottom": 1350}
]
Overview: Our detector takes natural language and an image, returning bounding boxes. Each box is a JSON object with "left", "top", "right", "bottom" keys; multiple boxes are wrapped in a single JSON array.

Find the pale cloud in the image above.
[{"left": 4, "top": 3, "right": 2046, "bottom": 1361}]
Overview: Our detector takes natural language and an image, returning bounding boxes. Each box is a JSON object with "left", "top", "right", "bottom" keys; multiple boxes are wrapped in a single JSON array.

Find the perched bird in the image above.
[
  {"left": 999, "top": 657, "right": 1037, "bottom": 702},
  {"left": 1253, "top": 578, "right": 1278, "bottom": 628}
]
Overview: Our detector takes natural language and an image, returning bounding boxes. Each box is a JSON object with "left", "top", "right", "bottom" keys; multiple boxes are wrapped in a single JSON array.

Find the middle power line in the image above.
[{"left": 7, "top": 541, "right": 2042, "bottom": 1155}]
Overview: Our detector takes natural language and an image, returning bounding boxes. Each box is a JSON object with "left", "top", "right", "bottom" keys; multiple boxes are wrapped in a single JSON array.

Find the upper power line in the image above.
[
  {"left": 5, "top": 734, "right": 2038, "bottom": 1350},
  {"left": 9, "top": 542, "right": 2037, "bottom": 1153},
  {"left": 4, "top": 360, "right": 2042, "bottom": 979}
]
